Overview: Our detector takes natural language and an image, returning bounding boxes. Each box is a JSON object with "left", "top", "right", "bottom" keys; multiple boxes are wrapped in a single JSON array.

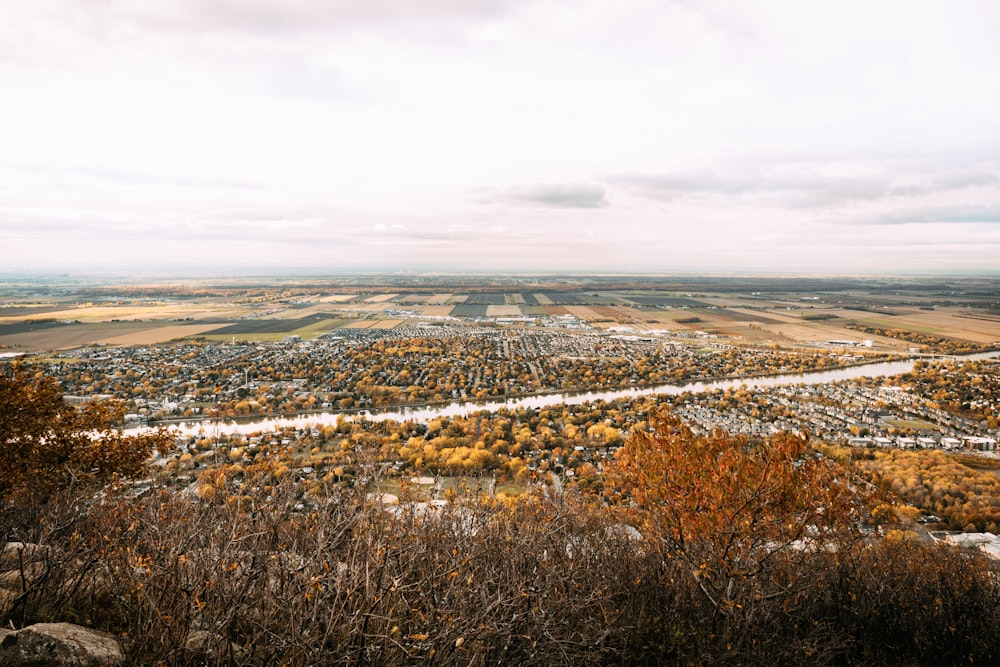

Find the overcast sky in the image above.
[{"left": 2, "top": 0, "right": 1000, "bottom": 275}]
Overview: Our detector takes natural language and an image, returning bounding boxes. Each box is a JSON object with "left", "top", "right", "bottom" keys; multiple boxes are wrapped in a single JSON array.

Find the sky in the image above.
[{"left": 2, "top": 0, "right": 1000, "bottom": 276}]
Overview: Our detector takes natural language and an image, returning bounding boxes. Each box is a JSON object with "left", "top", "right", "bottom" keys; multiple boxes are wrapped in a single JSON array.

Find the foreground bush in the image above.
[{"left": 2, "top": 477, "right": 999, "bottom": 666}]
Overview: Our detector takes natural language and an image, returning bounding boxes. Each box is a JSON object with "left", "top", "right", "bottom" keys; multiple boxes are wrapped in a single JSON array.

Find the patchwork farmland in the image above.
[{"left": 1, "top": 277, "right": 998, "bottom": 354}]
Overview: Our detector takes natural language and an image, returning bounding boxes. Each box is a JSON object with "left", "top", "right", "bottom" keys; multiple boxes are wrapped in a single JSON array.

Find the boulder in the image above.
[
  {"left": 1, "top": 543, "right": 49, "bottom": 570},
  {"left": 0, "top": 622, "right": 124, "bottom": 666},
  {"left": 0, "top": 562, "right": 47, "bottom": 589},
  {"left": 184, "top": 629, "right": 248, "bottom": 663}
]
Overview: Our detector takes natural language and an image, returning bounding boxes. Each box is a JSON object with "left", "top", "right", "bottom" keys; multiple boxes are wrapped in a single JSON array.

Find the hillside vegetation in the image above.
[{"left": 2, "top": 369, "right": 1000, "bottom": 665}]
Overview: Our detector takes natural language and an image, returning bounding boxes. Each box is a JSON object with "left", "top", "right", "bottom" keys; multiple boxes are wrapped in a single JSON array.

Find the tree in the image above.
[
  {"left": 0, "top": 365, "right": 172, "bottom": 505},
  {"left": 607, "top": 406, "right": 882, "bottom": 620}
]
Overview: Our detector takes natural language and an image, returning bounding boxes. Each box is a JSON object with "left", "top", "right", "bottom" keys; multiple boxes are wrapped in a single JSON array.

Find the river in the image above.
[{"left": 147, "top": 350, "right": 1000, "bottom": 437}]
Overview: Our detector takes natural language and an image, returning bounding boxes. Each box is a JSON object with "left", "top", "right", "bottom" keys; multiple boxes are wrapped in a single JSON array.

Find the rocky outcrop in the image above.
[
  {"left": 0, "top": 622, "right": 124, "bottom": 666},
  {"left": 0, "top": 542, "right": 50, "bottom": 619}
]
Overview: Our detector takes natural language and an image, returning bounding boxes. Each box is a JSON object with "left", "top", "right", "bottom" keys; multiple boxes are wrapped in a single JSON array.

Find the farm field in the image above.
[
  {"left": 316, "top": 294, "right": 357, "bottom": 303},
  {"left": 415, "top": 306, "right": 455, "bottom": 317},
  {"left": 1, "top": 276, "right": 997, "bottom": 353},
  {"left": 485, "top": 305, "right": 523, "bottom": 317},
  {"left": 0, "top": 322, "right": 211, "bottom": 351}
]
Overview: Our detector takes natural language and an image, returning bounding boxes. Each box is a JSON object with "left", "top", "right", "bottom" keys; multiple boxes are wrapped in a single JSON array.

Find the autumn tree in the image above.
[
  {"left": 607, "top": 406, "right": 883, "bottom": 629},
  {"left": 0, "top": 365, "right": 173, "bottom": 507}
]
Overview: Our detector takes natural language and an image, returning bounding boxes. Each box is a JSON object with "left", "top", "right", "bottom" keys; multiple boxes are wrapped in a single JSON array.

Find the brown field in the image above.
[
  {"left": 893, "top": 309, "right": 1000, "bottom": 343},
  {"left": 542, "top": 305, "right": 572, "bottom": 316},
  {"left": 396, "top": 294, "right": 429, "bottom": 304},
  {"left": 561, "top": 306, "right": 608, "bottom": 322},
  {"left": 589, "top": 306, "right": 623, "bottom": 319},
  {"left": 425, "top": 293, "right": 450, "bottom": 304},
  {"left": 730, "top": 308, "right": 811, "bottom": 324},
  {"left": 446, "top": 294, "right": 467, "bottom": 303},
  {"left": 94, "top": 324, "right": 229, "bottom": 347},
  {"left": 259, "top": 305, "right": 334, "bottom": 319},
  {"left": 416, "top": 306, "right": 455, "bottom": 317},
  {"left": 317, "top": 294, "right": 358, "bottom": 303},
  {"left": 486, "top": 305, "right": 524, "bottom": 317},
  {"left": 0, "top": 323, "right": 157, "bottom": 351},
  {"left": 363, "top": 293, "right": 398, "bottom": 303},
  {"left": 818, "top": 307, "right": 1000, "bottom": 345},
  {"left": 369, "top": 319, "right": 405, "bottom": 329},
  {"left": 607, "top": 306, "right": 683, "bottom": 328},
  {"left": 0, "top": 322, "right": 257, "bottom": 351},
  {"left": 338, "top": 318, "right": 404, "bottom": 330},
  {"left": 0, "top": 303, "right": 231, "bottom": 324},
  {"left": 506, "top": 293, "right": 526, "bottom": 305},
  {"left": 337, "top": 303, "right": 392, "bottom": 313}
]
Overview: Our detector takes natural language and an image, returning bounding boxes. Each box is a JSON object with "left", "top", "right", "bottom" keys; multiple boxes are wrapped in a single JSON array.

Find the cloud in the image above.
[
  {"left": 489, "top": 183, "right": 608, "bottom": 209},
  {"left": 98, "top": 0, "right": 522, "bottom": 36},
  {"left": 858, "top": 205, "right": 1000, "bottom": 226},
  {"left": 932, "top": 171, "right": 1000, "bottom": 190},
  {"left": 608, "top": 162, "right": 1000, "bottom": 209},
  {"left": 607, "top": 168, "right": 894, "bottom": 207}
]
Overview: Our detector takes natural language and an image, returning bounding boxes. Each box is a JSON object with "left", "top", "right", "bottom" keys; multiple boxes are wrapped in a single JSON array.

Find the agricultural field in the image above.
[
  {"left": 485, "top": 305, "right": 523, "bottom": 317},
  {"left": 1, "top": 276, "right": 997, "bottom": 353},
  {"left": 0, "top": 322, "right": 217, "bottom": 351}
]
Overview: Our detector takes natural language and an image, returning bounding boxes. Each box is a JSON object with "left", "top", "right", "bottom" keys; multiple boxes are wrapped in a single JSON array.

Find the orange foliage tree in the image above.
[
  {"left": 607, "top": 407, "right": 883, "bottom": 617},
  {"left": 0, "top": 365, "right": 172, "bottom": 505}
]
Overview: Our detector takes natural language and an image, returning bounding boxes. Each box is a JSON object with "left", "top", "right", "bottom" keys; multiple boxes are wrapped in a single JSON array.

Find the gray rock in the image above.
[{"left": 0, "top": 622, "right": 124, "bottom": 666}]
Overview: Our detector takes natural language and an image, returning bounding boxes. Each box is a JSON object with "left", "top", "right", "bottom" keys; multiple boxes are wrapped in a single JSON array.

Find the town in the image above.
[{"left": 3, "top": 277, "right": 1000, "bottom": 528}]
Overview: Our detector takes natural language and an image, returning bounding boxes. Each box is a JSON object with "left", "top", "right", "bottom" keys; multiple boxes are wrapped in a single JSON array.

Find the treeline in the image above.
[{"left": 829, "top": 445, "right": 1000, "bottom": 531}]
